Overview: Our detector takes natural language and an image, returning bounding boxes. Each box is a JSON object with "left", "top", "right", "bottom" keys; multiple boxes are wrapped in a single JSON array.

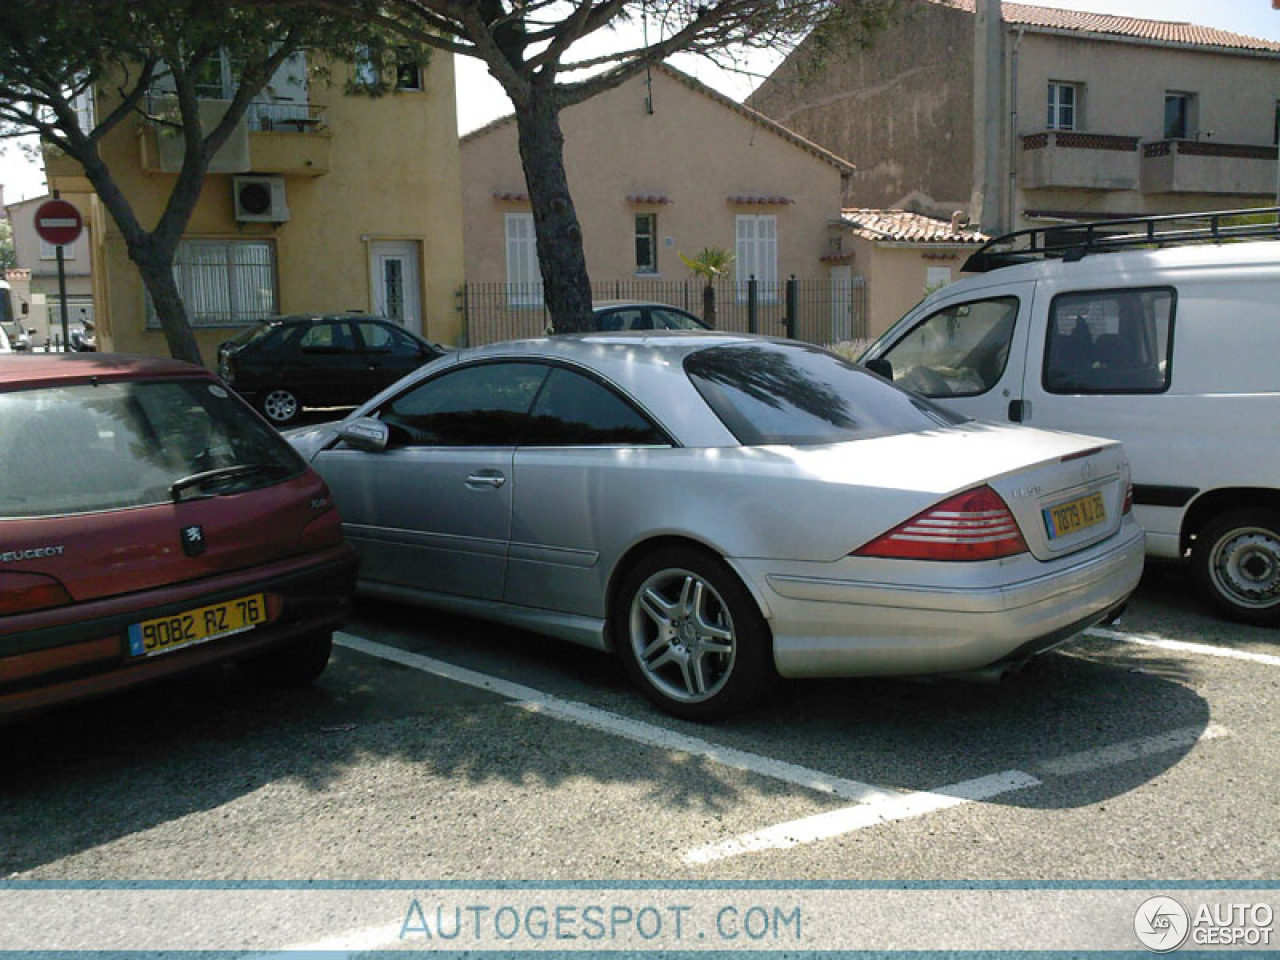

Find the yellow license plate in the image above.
[
  {"left": 1043, "top": 491, "right": 1107, "bottom": 539},
  {"left": 127, "top": 594, "right": 267, "bottom": 658}
]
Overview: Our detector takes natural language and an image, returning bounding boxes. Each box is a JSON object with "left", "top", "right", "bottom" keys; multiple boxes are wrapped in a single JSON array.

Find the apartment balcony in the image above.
[
  {"left": 1140, "top": 139, "right": 1277, "bottom": 196},
  {"left": 1019, "top": 131, "right": 1141, "bottom": 191},
  {"left": 138, "top": 99, "right": 331, "bottom": 178}
]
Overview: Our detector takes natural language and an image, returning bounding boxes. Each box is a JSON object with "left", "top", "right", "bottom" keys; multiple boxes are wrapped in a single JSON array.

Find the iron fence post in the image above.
[
  {"left": 748, "top": 276, "right": 758, "bottom": 334},
  {"left": 784, "top": 275, "right": 798, "bottom": 340}
]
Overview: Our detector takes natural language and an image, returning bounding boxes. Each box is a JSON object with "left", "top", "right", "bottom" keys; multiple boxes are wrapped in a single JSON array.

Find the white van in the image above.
[{"left": 861, "top": 211, "right": 1280, "bottom": 626}]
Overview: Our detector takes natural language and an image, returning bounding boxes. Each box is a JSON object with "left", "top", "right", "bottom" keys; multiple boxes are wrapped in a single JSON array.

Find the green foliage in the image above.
[
  {"left": 0, "top": 218, "right": 14, "bottom": 271},
  {"left": 679, "top": 247, "right": 735, "bottom": 281}
]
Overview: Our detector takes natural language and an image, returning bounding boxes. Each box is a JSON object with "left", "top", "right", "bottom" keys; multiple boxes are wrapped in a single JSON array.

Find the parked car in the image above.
[
  {"left": 860, "top": 209, "right": 1280, "bottom": 626},
  {"left": 218, "top": 314, "right": 446, "bottom": 426},
  {"left": 590, "top": 301, "right": 709, "bottom": 332},
  {"left": 0, "top": 353, "right": 358, "bottom": 719},
  {"left": 288, "top": 332, "right": 1143, "bottom": 719}
]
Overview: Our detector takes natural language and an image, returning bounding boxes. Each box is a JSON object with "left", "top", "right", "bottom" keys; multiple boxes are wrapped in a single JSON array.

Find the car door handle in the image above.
[{"left": 465, "top": 471, "right": 506, "bottom": 489}]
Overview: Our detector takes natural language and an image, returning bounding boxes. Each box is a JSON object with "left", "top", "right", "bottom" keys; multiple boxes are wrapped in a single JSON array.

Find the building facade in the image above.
[
  {"left": 460, "top": 65, "right": 874, "bottom": 345},
  {"left": 3, "top": 193, "right": 95, "bottom": 347},
  {"left": 748, "top": 0, "right": 1280, "bottom": 234},
  {"left": 44, "top": 50, "right": 466, "bottom": 360}
]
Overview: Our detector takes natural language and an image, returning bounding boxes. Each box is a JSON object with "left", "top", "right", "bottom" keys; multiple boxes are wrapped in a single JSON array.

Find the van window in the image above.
[
  {"left": 875, "top": 297, "right": 1019, "bottom": 398},
  {"left": 1044, "top": 287, "right": 1174, "bottom": 394}
]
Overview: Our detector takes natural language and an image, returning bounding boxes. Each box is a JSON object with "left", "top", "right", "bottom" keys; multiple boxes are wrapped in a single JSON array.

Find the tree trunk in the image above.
[
  {"left": 132, "top": 241, "right": 204, "bottom": 365},
  {"left": 514, "top": 87, "right": 593, "bottom": 334},
  {"left": 702, "top": 281, "right": 717, "bottom": 329}
]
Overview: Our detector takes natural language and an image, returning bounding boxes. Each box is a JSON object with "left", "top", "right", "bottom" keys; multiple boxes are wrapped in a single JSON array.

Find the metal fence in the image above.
[{"left": 459, "top": 276, "right": 868, "bottom": 348}]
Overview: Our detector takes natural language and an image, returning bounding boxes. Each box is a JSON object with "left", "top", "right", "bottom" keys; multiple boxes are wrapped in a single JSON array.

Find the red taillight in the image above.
[
  {"left": 855, "top": 485, "right": 1029, "bottom": 562},
  {"left": 0, "top": 572, "right": 73, "bottom": 615},
  {"left": 1123, "top": 482, "right": 1134, "bottom": 515}
]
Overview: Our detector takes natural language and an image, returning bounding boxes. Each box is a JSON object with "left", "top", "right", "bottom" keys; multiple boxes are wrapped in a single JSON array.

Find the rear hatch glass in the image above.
[
  {"left": 684, "top": 341, "right": 965, "bottom": 445},
  {"left": 0, "top": 378, "right": 303, "bottom": 518}
]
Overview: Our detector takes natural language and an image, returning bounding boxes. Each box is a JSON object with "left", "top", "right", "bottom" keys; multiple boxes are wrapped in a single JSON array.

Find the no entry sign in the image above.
[{"left": 33, "top": 199, "right": 83, "bottom": 246}]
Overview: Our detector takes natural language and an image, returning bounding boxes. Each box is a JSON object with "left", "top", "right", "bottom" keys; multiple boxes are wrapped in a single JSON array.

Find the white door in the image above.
[{"left": 371, "top": 241, "right": 422, "bottom": 332}]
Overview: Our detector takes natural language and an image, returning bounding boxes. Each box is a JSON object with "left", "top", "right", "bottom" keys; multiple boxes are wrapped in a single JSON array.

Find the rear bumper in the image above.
[
  {"left": 741, "top": 521, "right": 1145, "bottom": 679},
  {"left": 0, "top": 544, "right": 358, "bottom": 718}
]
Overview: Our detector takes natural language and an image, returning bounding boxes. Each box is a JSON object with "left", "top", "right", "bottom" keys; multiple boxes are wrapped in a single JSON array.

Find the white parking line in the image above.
[
  {"left": 683, "top": 724, "right": 1228, "bottom": 864},
  {"left": 335, "top": 632, "right": 898, "bottom": 803},
  {"left": 1084, "top": 626, "right": 1280, "bottom": 667},
  {"left": 335, "top": 633, "right": 1232, "bottom": 866}
]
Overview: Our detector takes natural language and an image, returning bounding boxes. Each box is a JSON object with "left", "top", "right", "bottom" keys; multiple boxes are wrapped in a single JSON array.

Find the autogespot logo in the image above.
[{"left": 1135, "top": 896, "right": 1191, "bottom": 952}]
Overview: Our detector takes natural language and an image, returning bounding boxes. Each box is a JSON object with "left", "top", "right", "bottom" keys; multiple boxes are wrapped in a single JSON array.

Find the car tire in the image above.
[
  {"left": 260, "top": 387, "right": 300, "bottom": 426},
  {"left": 613, "top": 547, "right": 776, "bottom": 720},
  {"left": 1192, "top": 509, "right": 1280, "bottom": 626},
  {"left": 239, "top": 631, "right": 333, "bottom": 686}
]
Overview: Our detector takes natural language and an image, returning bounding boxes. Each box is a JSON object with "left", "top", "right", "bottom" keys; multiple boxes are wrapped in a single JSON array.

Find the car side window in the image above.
[
  {"left": 356, "top": 321, "right": 395, "bottom": 352},
  {"left": 299, "top": 321, "right": 355, "bottom": 353},
  {"left": 521, "top": 368, "right": 668, "bottom": 446},
  {"left": 877, "top": 297, "right": 1019, "bottom": 398},
  {"left": 652, "top": 308, "right": 702, "bottom": 330},
  {"left": 379, "top": 362, "right": 548, "bottom": 446},
  {"left": 598, "top": 308, "right": 645, "bottom": 331},
  {"left": 1043, "top": 287, "right": 1174, "bottom": 394}
]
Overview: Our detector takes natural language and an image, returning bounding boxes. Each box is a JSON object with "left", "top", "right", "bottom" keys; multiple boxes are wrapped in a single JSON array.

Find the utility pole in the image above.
[{"left": 971, "top": 0, "right": 1006, "bottom": 235}]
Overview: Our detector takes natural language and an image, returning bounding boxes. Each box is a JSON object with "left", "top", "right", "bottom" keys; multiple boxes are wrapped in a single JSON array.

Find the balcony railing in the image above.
[
  {"left": 1020, "top": 130, "right": 1141, "bottom": 191},
  {"left": 1141, "top": 139, "right": 1278, "bottom": 196},
  {"left": 244, "top": 101, "right": 328, "bottom": 133}
]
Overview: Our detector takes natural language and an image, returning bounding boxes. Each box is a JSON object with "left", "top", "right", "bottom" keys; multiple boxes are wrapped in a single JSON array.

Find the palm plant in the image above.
[{"left": 679, "top": 247, "right": 734, "bottom": 329}]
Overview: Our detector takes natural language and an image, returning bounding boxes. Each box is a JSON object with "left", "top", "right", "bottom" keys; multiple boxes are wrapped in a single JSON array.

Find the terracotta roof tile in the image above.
[
  {"left": 840, "top": 208, "right": 989, "bottom": 244},
  {"left": 934, "top": 0, "right": 1280, "bottom": 54}
]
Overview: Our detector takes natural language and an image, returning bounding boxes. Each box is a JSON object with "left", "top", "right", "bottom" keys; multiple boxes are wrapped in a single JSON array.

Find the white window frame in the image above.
[
  {"left": 634, "top": 213, "right": 658, "bottom": 274},
  {"left": 504, "top": 212, "right": 543, "bottom": 308},
  {"left": 1047, "top": 81, "right": 1079, "bottom": 131},
  {"left": 1164, "top": 91, "right": 1196, "bottom": 140},
  {"left": 735, "top": 214, "right": 778, "bottom": 303},
  {"left": 39, "top": 239, "right": 74, "bottom": 261},
  {"left": 148, "top": 238, "right": 277, "bottom": 328}
]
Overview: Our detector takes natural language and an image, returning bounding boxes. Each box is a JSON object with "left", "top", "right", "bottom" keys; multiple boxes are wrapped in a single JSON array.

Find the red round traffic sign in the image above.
[{"left": 33, "top": 199, "right": 83, "bottom": 246}]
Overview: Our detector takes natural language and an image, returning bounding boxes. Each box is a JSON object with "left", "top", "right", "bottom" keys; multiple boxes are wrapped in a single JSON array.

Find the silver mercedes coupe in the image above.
[{"left": 288, "top": 332, "right": 1144, "bottom": 719}]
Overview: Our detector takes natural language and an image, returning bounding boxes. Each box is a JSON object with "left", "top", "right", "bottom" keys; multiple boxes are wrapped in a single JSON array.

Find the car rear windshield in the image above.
[
  {"left": 224, "top": 321, "right": 277, "bottom": 350},
  {"left": 0, "top": 378, "right": 305, "bottom": 518},
  {"left": 684, "top": 342, "right": 964, "bottom": 445}
]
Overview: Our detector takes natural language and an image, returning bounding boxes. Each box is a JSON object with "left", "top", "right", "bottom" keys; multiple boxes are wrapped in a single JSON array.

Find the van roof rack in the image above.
[{"left": 963, "top": 206, "right": 1280, "bottom": 273}]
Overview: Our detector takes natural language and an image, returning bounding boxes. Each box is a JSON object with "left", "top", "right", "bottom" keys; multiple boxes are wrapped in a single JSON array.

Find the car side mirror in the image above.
[
  {"left": 337, "top": 417, "right": 390, "bottom": 452},
  {"left": 863, "top": 357, "right": 893, "bottom": 380}
]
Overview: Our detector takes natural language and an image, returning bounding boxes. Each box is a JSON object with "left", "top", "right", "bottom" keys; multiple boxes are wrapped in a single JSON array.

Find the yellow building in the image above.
[{"left": 44, "top": 51, "right": 465, "bottom": 362}]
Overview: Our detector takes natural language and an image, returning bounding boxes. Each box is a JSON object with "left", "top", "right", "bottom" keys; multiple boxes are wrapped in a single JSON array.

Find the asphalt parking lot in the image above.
[{"left": 3, "top": 564, "right": 1277, "bottom": 887}]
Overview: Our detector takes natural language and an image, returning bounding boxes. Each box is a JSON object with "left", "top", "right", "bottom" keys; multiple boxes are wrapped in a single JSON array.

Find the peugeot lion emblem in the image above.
[{"left": 181, "top": 524, "right": 207, "bottom": 557}]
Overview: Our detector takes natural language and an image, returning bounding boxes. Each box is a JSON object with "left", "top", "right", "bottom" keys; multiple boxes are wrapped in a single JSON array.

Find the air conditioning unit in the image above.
[{"left": 233, "top": 175, "right": 289, "bottom": 223}]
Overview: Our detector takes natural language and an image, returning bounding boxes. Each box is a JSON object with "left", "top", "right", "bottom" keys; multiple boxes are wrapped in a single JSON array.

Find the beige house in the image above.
[
  {"left": 749, "top": 0, "right": 1280, "bottom": 234},
  {"left": 3, "top": 193, "right": 96, "bottom": 346},
  {"left": 461, "top": 65, "right": 877, "bottom": 345},
  {"left": 44, "top": 49, "right": 466, "bottom": 360},
  {"left": 833, "top": 209, "right": 987, "bottom": 340}
]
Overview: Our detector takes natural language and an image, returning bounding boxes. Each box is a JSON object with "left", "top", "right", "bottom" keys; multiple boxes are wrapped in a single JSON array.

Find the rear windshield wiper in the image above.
[{"left": 170, "top": 463, "right": 293, "bottom": 501}]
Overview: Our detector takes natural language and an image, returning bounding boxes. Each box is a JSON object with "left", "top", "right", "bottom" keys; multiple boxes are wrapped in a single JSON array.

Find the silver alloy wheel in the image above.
[
  {"left": 1207, "top": 524, "right": 1280, "bottom": 610},
  {"left": 262, "top": 388, "right": 299, "bottom": 424},
  {"left": 627, "top": 566, "right": 737, "bottom": 704}
]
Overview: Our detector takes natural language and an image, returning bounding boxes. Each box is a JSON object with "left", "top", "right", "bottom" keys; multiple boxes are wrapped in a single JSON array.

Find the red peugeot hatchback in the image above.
[{"left": 0, "top": 353, "right": 358, "bottom": 718}]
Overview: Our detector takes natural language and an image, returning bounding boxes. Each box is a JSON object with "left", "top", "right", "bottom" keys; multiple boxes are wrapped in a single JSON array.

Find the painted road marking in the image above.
[
  {"left": 683, "top": 724, "right": 1229, "bottom": 864},
  {"left": 335, "top": 632, "right": 899, "bottom": 803},
  {"left": 1085, "top": 626, "right": 1280, "bottom": 667},
  {"left": 337, "top": 633, "right": 1233, "bottom": 866}
]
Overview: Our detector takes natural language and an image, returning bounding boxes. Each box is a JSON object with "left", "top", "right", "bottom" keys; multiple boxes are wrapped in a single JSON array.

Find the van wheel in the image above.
[
  {"left": 613, "top": 547, "right": 776, "bottom": 721},
  {"left": 1193, "top": 510, "right": 1280, "bottom": 626},
  {"left": 240, "top": 632, "right": 333, "bottom": 686},
  {"left": 260, "top": 387, "right": 300, "bottom": 426}
]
